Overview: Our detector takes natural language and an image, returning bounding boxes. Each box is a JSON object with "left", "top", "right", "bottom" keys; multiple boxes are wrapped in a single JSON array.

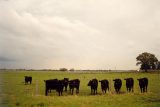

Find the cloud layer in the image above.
[{"left": 0, "top": 0, "right": 160, "bottom": 70}]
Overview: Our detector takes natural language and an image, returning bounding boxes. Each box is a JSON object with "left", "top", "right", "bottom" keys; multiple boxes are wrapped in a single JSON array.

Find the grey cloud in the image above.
[
  {"left": 0, "top": 0, "right": 160, "bottom": 70},
  {"left": 0, "top": 56, "right": 16, "bottom": 62}
]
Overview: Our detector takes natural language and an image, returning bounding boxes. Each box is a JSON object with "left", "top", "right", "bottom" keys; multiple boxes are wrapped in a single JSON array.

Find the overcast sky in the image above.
[{"left": 0, "top": 0, "right": 160, "bottom": 70}]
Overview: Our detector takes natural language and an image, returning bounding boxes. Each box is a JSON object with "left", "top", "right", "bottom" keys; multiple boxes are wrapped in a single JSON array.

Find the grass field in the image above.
[{"left": 0, "top": 71, "right": 160, "bottom": 107}]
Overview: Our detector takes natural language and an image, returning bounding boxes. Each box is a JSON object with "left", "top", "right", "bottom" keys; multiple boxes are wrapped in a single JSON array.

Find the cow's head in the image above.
[{"left": 88, "top": 80, "right": 92, "bottom": 86}]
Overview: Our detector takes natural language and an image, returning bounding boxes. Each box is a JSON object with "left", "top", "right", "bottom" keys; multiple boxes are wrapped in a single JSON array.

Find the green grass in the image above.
[{"left": 1, "top": 71, "right": 160, "bottom": 107}]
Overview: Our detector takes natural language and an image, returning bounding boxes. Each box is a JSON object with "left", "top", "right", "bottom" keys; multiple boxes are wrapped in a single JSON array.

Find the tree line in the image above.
[{"left": 136, "top": 52, "right": 160, "bottom": 72}]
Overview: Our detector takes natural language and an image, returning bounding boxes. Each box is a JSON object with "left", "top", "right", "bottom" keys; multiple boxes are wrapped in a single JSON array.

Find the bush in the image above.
[{"left": 59, "top": 68, "right": 68, "bottom": 71}]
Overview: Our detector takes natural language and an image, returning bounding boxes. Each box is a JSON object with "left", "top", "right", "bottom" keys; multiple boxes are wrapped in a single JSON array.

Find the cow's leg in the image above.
[
  {"left": 93, "top": 89, "right": 95, "bottom": 95},
  {"left": 107, "top": 87, "right": 109, "bottom": 92},
  {"left": 146, "top": 86, "right": 147, "bottom": 92},
  {"left": 96, "top": 88, "right": 97, "bottom": 95},
  {"left": 48, "top": 89, "right": 50, "bottom": 93},
  {"left": 65, "top": 86, "right": 67, "bottom": 91},
  {"left": 70, "top": 88, "right": 73, "bottom": 95},
  {"left": 141, "top": 88, "right": 143, "bottom": 93},
  {"left": 143, "top": 87, "right": 145, "bottom": 93},
  {"left": 77, "top": 87, "right": 79, "bottom": 93},
  {"left": 118, "top": 88, "right": 119, "bottom": 94},
  {"left": 26, "top": 81, "right": 28, "bottom": 85},
  {"left": 58, "top": 91, "right": 60, "bottom": 96},
  {"left": 115, "top": 88, "right": 117, "bottom": 93},
  {"left": 76, "top": 87, "right": 79, "bottom": 94},
  {"left": 91, "top": 89, "right": 92, "bottom": 95},
  {"left": 61, "top": 90, "right": 63, "bottom": 96},
  {"left": 72, "top": 88, "right": 74, "bottom": 95},
  {"left": 78, "top": 88, "right": 79, "bottom": 93},
  {"left": 64, "top": 85, "right": 66, "bottom": 91},
  {"left": 101, "top": 89, "right": 103, "bottom": 94}
]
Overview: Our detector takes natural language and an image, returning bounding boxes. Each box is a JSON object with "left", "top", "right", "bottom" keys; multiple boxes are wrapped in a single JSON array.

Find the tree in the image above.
[
  {"left": 69, "top": 68, "right": 75, "bottom": 72},
  {"left": 156, "top": 61, "right": 160, "bottom": 70},
  {"left": 136, "top": 52, "right": 158, "bottom": 72},
  {"left": 59, "top": 68, "right": 68, "bottom": 71}
]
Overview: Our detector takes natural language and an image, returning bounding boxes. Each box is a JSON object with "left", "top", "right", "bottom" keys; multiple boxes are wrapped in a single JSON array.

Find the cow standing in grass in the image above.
[
  {"left": 99, "top": 79, "right": 109, "bottom": 94},
  {"left": 24, "top": 76, "right": 32, "bottom": 85},
  {"left": 113, "top": 79, "right": 122, "bottom": 94},
  {"left": 124, "top": 78, "right": 134, "bottom": 92},
  {"left": 63, "top": 78, "right": 69, "bottom": 91},
  {"left": 69, "top": 79, "right": 80, "bottom": 95},
  {"left": 137, "top": 77, "right": 148, "bottom": 93},
  {"left": 44, "top": 79, "right": 65, "bottom": 96},
  {"left": 56, "top": 80, "right": 65, "bottom": 96},
  {"left": 88, "top": 79, "right": 98, "bottom": 95}
]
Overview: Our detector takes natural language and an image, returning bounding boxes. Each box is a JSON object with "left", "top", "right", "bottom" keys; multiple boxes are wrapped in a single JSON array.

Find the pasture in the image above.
[{"left": 0, "top": 71, "right": 160, "bottom": 107}]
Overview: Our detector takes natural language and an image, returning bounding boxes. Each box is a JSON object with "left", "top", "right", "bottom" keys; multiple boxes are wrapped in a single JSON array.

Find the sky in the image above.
[{"left": 0, "top": 0, "right": 160, "bottom": 70}]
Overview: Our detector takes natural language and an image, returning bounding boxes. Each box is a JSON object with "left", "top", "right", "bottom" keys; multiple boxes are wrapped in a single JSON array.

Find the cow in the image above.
[
  {"left": 99, "top": 79, "right": 109, "bottom": 94},
  {"left": 44, "top": 79, "right": 64, "bottom": 96},
  {"left": 68, "top": 79, "right": 80, "bottom": 95},
  {"left": 56, "top": 80, "right": 65, "bottom": 96},
  {"left": 113, "top": 79, "right": 122, "bottom": 94},
  {"left": 124, "top": 78, "right": 134, "bottom": 92},
  {"left": 24, "top": 76, "right": 32, "bottom": 85},
  {"left": 88, "top": 79, "right": 98, "bottom": 95},
  {"left": 137, "top": 77, "right": 148, "bottom": 93},
  {"left": 63, "top": 78, "right": 69, "bottom": 91}
]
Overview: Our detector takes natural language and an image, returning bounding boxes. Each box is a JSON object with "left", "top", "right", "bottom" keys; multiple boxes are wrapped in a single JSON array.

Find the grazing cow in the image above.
[
  {"left": 88, "top": 79, "right": 98, "bottom": 95},
  {"left": 124, "top": 78, "right": 134, "bottom": 92},
  {"left": 44, "top": 79, "right": 64, "bottom": 96},
  {"left": 99, "top": 79, "right": 109, "bottom": 94},
  {"left": 68, "top": 79, "right": 80, "bottom": 95},
  {"left": 24, "top": 76, "right": 32, "bottom": 84},
  {"left": 63, "top": 78, "right": 69, "bottom": 91},
  {"left": 137, "top": 77, "right": 148, "bottom": 93},
  {"left": 113, "top": 79, "right": 122, "bottom": 94}
]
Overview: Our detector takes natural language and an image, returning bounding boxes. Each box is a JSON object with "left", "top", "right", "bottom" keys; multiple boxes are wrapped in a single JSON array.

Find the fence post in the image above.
[{"left": 36, "top": 80, "right": 38, "bottom": 96}]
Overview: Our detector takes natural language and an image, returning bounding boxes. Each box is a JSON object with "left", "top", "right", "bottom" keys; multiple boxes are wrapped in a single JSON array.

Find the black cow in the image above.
[
  {"left": 24, "top": 76, "right": 32, "bottom": 84},
  {"left": 44, "top": 79, "right": 64, "bottom": 96},
  {"left": 124, "top": 78, "right": 134, "bottom": 92},
  {"left": 63, "top": 78, "right": 69, "bottom": 91},
  {"left": 113, "top": 79, "right": 122, "bottom": 94},
  {"left": 137, "top": 77, "right": 148, "bottom": 93},
  {"left": 88, "top": 79, "right": 98, "bottom": 95},
  {"left": 99, "top": 79, "right": 109, "bottom": 94},
  {"left": 68, "top": 79, "right": 80, "bottom": 95},
  {"left": 56, "top": 80, "right": 65, "bottom": 96}
]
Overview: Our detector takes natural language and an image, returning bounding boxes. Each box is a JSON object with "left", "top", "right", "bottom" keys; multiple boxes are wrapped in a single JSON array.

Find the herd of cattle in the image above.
[{"left": 24, "top": 76, "right": 148, "bottom": 96}]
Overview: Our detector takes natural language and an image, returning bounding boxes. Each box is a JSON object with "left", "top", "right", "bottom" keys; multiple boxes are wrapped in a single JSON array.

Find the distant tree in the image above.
[
  {"left": 69, "top": 68, "right": 75, "bottom": 72},
  {"left": 59, "top": 68, "right": 68, "bottom": 71},
  {"left": 136, "top": 52, "right": 158, "bottom": 72}
]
